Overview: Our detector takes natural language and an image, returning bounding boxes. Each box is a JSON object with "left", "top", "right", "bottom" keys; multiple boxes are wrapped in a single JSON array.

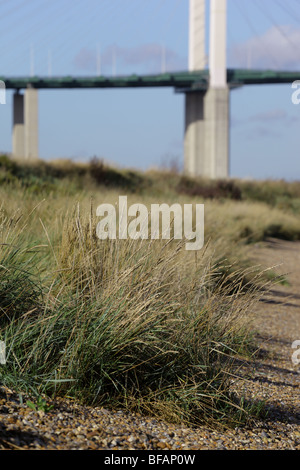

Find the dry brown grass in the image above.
[{"left": 1, "top": 157, "right": 298, "bottom": 427}]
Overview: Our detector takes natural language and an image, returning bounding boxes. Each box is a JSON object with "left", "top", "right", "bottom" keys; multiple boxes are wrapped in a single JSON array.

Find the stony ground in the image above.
[{"left": 0, "top": 238, "right": 300, "bottom": 450}]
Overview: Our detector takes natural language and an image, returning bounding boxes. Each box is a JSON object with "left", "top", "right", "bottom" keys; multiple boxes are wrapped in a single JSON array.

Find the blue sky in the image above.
[{"left": 0, "top": 0, "right": 300, "bottom": 180}]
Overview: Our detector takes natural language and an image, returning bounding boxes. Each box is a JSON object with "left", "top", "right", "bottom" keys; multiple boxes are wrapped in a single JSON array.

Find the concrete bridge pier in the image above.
[
  {"left": 204, "top": 86, "right": 229, "bottom": 179},
  {"left": 206, "top": 0, "right": 229, "bottom": 179},
  {"left": 184, "top": 0, "right": 206, "bottom": 177},
  {"left": 184, "top": 92, "right": 205, "bottom": 176},
  {"left": 12, "top": 92, "right": 25, "bottom": 159},
  {"left": 12, "top": 86, "right": 38, "bottom": 160},
  {"left": 184, "top": 0, "right": 229, "bottom": 180},
  {"left": 184, "top": 87, "right": 229, "bottom": 180}
]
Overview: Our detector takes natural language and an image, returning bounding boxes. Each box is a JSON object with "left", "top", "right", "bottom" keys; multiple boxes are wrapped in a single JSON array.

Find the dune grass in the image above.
[
  {"left": 0, "top": 201, "right": 265, "bottom": 428},
  {"left": 0, "top": 156, "right": 298, "bottom": 428}
]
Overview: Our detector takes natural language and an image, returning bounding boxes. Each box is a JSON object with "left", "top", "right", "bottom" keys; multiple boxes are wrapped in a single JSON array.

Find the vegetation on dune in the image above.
[
  {"left": 0, "top": 154, "right": 151, "bottom": 195},
  {"left": 1, "top": 152, "right": 300, "bottom": 215},
  {"left": 0, "top": 208, "right": 265, "bottom": 428},
  {"left": 0, "top": 154, "right": 298, "bottom": 427}
]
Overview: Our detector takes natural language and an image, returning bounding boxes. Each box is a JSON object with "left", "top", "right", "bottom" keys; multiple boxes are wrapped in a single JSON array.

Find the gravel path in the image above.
[{"left": 1, "top": 239, "right": 300, "bottom": 450}]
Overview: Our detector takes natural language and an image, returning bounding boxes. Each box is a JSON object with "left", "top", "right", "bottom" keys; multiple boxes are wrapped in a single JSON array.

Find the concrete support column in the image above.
[
  {"left": 184, "top": 92, "right": 205, "bottom": 177},
  {"left": 206, "top": 0, "right": 229, "bottom": 179},
  {"left": 24, "top": 87, "right": 38, "bottom": 160},
  {"left": 12, "top": 87, "right": 39, "bottom": 160},
  {"left": 184, "top": 89, "right": 229, "bottom": 179},
  {"left": 209, "top": 0, "right": 227, "bottom": 88},
  {"left": 12, "top": 92, "right": 25, "bottom": 159},
  {"left": 204, "top": 86, "right": 229, "bottom": 179},
  {"left": 184, "top": 0, "right": 229, "bottom": 180},
  {"left": 184, "top": 0, "right": 206, "bottom": 177},
  {"left": 189, "top": 0, "right": 206, "bottom": 71}
]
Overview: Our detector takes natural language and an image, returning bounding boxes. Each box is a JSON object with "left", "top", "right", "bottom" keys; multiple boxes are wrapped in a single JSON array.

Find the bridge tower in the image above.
[
  {"left": 12, "top": 86, "right": 38, "bottom": 160},
  {"left": 184, "top": 0, "right": 229, "bottom": 179}
]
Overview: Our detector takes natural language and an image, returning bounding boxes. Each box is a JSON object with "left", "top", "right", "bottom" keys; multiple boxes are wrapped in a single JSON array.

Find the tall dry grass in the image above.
[
  {"left": 1, "top": 156, "right": 298, "bottom": 427},
  {"left": 0, "top": 203, "right": 266, "bottom": 428}
]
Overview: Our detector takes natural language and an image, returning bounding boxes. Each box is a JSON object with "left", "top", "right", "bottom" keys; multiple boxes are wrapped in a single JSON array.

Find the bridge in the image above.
[
  {"left": 1, "top": 0, "right": 300, "bottom": 179},
  {"left": 2, "top": 69, "right": 300, "bottom": 90}
]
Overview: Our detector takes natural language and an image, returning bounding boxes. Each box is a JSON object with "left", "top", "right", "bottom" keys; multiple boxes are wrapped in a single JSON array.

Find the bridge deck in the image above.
[{"left": 1, "top": 69, "right": 300, "bottom": 90}]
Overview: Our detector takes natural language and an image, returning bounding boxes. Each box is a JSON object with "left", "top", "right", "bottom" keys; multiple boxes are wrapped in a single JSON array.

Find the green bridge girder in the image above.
[{"left": 1, "top": 69, "right": 300, "bottom": 91}]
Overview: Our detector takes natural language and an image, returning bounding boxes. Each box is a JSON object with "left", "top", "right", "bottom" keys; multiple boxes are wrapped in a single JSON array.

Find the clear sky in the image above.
[{"left": 0, "top": 0, "right": 300, "bottom": 180}]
